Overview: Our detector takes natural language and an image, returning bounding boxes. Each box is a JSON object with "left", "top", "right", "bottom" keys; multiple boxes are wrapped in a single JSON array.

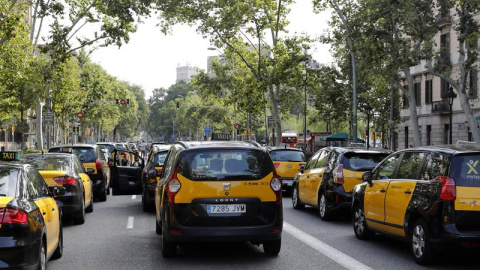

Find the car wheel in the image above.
[
  {"left": 51, "top": 226, "right": 63, "bottom": 259},
  {"left": 161, "top": 235, "right": 177, "bottom": 258},
  {"left": 85, "top": 193, "right": 94, "bottom": 213},
  {"left": 38, "top": 238, "right": 46, "bottom": 270},
  {"left": 263, "top": 239, "right": 281, "bottom": 256},
  {"left": 155, "top": 219, "right": 162, "bottom": 235},
  {"left": 142, "top": 189, "right": 152, "bottom": 212},
  {"left": 98, "top": 186, "right": 107, "bottom": 202},
  {"left": 72, "top": 199, "right": 85, "bottom": 225},
  {"left": 318, "top": 192, "right": 331, "bottom": 221},
  {"left": 411, "top": 219, "right": 435, "bottom": 265},
  {"left": 292, "top": 185, "right": 305, "bottom": 210},
  {"left": 352, "top": 203, "right": 373, "bottom": 240}
]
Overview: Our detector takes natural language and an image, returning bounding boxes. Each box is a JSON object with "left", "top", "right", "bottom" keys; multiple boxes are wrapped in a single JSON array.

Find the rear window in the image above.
[
  {"left": 0, "top": 168, "right": 19, "bottom": 197},
  {"left": 450, "top": 155, "right": 480, "bottom": 187},
  {"left": 282, "top": 137, "right": 297, "bottom": 143},
  {"left": 270, "top": 150, "right": 305, "bottom": 162},
  {"left": 50, "top": 147, "right": 97, "bottom": 163},
  {"left": 342, "top": 153, "right": 389, "bottom": 171},
  {"left": 154, "top": 151, "right": 168, "bottom": 167},
  {"left": 178, "top": 149, "right": 273, "bottom": 181},
  {"left": 115, "top": 144, "right": 126, "bottom": 150},
  {"left": 24, "top": 156, "right": 71, "bottom": 172},
  {"left": 99, "top": 144, "right": 115, "bottom": 152}
]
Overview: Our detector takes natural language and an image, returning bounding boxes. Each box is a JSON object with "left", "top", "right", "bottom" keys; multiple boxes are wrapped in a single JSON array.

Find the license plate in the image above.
[
  {"left": 207, "top": 204, "right": 246, "bottom": 214},
  {"left": 283, "top": 179, "right": 293, "bottom": 186}
]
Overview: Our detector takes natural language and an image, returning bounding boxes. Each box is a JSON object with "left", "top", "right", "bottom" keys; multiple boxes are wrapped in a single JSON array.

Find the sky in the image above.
[{"left": 89, "top": 2, "right": 333, "bottom": 98}]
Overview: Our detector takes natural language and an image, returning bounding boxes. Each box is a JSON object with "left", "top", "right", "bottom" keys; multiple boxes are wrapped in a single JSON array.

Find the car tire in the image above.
[
  {"left": 161, "top": 235, "right": 177, "bottom": 258},
  {"left": 72, "top": 200, "right": 85, "bottom": 225},
  {"left": 51, "top": 226, "right": 63, "bottom": 260},
  {"left": 85, "top": 193, "right": 94, "bottom": 213},
  {"left": 352, "top": 203, "right": 373, "bottom": 240},
  {"left": 156, "top": 219, "right": 162, "bottom": 235},
  {"left": 411, "top": 219, "right": 435, "bottom": 265},
  {"left": 292, "top": 185, "right": 305, "bottom": 210},
  {"left": 318, "top": 192, "right": 331, "bottom": 221},
  {"left": 38, "top": 238, "right": 46, "bottom": 270},
  {"left": 263, "top": 239, "right": 281, "bottom": 256},
  {"left": 98, "top": 186, "right": 107, "bottom": 202}
]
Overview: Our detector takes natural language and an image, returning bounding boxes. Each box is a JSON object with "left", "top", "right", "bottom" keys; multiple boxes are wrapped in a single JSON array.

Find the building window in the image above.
[
  {"left": 414, "top": 82, "right": 421, "bottom": 106},
  {"left": 427, "top": 125, "right": 432, "bottom": 145},
  {"left": 405, "top": 126, "right": 409, "bottom": 149},
  {"left": 402, "top": 85, "right": 409, "bottom": 109},
  {"left": 441, "top": 78, "right": 450, "bottom": 98},
  {"left": 425, "top": 80, "right": 433, "bottom": 104},
  {"left": 468, "top": 69, "right": 478, "bottom": 99},
  {"left": 440, "top": 33, "right": 450, "bottom": 65},
  {"left": 468, "top": 127, "right": 472, "bottom": 142}
]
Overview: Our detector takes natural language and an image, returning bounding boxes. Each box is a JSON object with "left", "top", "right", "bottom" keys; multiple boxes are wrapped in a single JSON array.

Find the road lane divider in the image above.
[
  {"left": 127, "top": 216, "right": 134, "bottom": 229},
  {"left": 283, "top": 222, "right": 372, "bottom": 270},
  {"left": 132, "top": 195, "right": 137, "bottom": 200}
]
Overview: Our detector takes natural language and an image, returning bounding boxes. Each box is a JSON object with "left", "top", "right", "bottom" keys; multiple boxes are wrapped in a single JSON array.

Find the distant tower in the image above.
[{"left": 176, "top": 65, "right": 199, "bottom": 83}]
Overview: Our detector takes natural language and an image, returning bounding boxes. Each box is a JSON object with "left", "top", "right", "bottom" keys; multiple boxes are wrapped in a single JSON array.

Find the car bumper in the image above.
[
  {"left": 89, "top": 173, "right": 106, "bottom": 193},
  {"left": 55, "top": 193, "right": 83, "bottom": 216},
  {"left": 281, "top": 178, "right": 294, "bottom": 189},
  {"left": 325, "top": 185, "right": 352, "bottom": 212},
  {"left": 163, "top": 225, "right": 282, "bottom": 243},
  {"left": 0, "top": 232, "right": 40, "bottom": 269},
  {"left": 431, "top": 233, "right": 480, "bottom": 250}
]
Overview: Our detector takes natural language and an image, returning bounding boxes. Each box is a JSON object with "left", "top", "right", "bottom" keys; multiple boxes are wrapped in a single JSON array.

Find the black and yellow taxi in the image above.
[
  {"left": 49, "top": 144, "right": 110, "bottom": 202},
  {"left": 141, "top": 145, "right": 170, "bottom": 212},
  {"left": 292, "top": 147, "right": 390, "bottom": 220},
  {"left": 266, "top": 147, "right": 306, "bottom": 193},
  {"left": 0, "top": 151, "right": 63, "bottom": 269},
  {"left": 352, "top": 145, "right": 480, "bottom": 264},
  {"left": 22, "top": 153, "right": 93, "bottom": 224},
  {"left": 154, "top": 141, "right": 283, "bottom": 257}
]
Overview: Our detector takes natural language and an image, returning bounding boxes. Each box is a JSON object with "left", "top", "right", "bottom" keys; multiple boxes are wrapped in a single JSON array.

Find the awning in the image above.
[{"left": 319, "top": 132, "right": 366, "bottom": 143}]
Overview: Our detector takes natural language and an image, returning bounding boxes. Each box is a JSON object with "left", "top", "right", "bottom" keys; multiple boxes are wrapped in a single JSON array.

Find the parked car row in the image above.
[{"left": 291, "top": 144, "right": 480, "bottom": 265}]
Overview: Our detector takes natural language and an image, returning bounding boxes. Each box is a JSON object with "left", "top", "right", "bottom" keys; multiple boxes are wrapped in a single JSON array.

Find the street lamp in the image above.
[
  {"left": 301, "top": 49, "right": 310, "bottom": 150},
  {"left": 446, "top": 86, "right": 457, "bottom": 144},
  {"left": 364, "top": 104, "right": 373, "bottom": 149}
]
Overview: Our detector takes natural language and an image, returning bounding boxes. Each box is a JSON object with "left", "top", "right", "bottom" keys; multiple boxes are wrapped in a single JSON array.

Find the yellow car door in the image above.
[
  {"left": 79, "top": 173, "right": 93, "bottom": 206},
  {"left": 305, "top": 150, "right": 330, "bottom": 205},
  {"left": 298, "top": 151, "right": 322, "bottom": 203}
]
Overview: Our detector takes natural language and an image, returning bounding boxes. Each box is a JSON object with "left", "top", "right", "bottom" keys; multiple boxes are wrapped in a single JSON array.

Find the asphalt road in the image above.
[{"left": 47, "top": 194, "right": 479, "bottom": 270}]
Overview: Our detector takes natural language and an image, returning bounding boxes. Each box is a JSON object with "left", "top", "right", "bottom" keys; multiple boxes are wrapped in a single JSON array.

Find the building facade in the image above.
[
  {"left": 176, "top": 65, "right": 199, "bottom": 83},
  {"left": 396, "top": 7, "right": 480, "bottom": 149}
]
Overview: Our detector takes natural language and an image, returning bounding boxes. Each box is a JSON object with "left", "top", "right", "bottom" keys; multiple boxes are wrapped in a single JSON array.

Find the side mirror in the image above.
[
  {"left": 52, "top": 187, "right": 66, "bottom": 197},
  {"left": 300, "top": 164, "right": 305, "bottom": 174},
  {"left": 362, "top": 171, "right": 373, "bottom": 187},
  {"left": 148, "top": 169, "right": 157, "bottom": 179},
  {"left": 86, "top": 168, "right": 95, "bottom": 174}
]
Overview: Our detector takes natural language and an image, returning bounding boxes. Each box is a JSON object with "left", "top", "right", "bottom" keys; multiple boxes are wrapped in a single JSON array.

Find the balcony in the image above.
[
  {"left": 436, "top": 14, "right": 452, "bottom": 27},
  {"left": 431, "top": 99, "right": 450, "bottom": 114}
]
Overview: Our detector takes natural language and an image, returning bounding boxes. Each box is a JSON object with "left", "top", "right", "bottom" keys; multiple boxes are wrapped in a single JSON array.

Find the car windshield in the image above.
[
  {"left": 342, "top": 153, "right": 389, "bottom": 171},
  {"left": 450, "top": 154, "right": 480, "bottom": 187},
  {"left": 0, "top": 168, "right": 19, "bottom": 197},
  {"left": 270, "top": 150, "right": 306, "bottom": 162},
  {"left": 24, "top": 156, "right": 71, "bottom": 171},
  {"left": 154, "top": 151, "right": 168, "bottom": 167},
  {"left": 179, "top": 149, "right": 273, "bottom": 181}
]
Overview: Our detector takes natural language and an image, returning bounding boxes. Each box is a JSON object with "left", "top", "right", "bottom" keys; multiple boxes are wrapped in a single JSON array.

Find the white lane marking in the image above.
[
  {"left": 283, "top": 222, "right": 373, "bottom": 270},
  {"left": 127, "top": 216, "right": 134, "bottom": 229},
  {"left": 132, "top": 195, "right": 136, "bottom": 200}
]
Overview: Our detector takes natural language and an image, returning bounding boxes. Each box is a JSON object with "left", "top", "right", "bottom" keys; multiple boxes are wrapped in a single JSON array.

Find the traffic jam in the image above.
[{"left": 1, "top": 141, "right": 480, "bottom": 269}]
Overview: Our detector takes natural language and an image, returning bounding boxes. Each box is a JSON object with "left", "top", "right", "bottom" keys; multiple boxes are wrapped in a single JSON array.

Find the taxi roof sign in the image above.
[{"left": 0, "top": 151, "right": 20, "bottom": 161}]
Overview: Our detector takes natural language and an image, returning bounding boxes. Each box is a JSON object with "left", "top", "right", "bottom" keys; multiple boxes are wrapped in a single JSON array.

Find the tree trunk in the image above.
[
  {"left": 269, "top": 84, "right": 282, "bottom": 146},
  {"left": 35, "top": 99, "right": 43, "bottom": 150},
  {"left": 403, "top": 67, "right": 422, "bottom": 147}
]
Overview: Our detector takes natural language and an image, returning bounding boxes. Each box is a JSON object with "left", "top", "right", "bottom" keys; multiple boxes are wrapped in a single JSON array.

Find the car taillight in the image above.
[
  {"left": 270, "top": 174, "right": 282, "bottom": 204},
  {"left": 333, "top": 164, "right": 344, "bottom": 184},
  {"left": 274, "top": 163, "right": 280, "bottom": 168},
  {"left": 166, "top": 169, "right": 181, "bottom": 204},
  {"left": 435, "top": 176, "right": 456, "bottom": 201},
  {"left": 156, "top": 168, "right": 163, "bottom": 175},
  {"left": 96, "top": 158, "right": 103, "bottom": 171},
  {"left": 0, "top": 208, "right": 28, "bottom": 224},
  {"left": 53, "top": 175, "right": 76, "bottom": 185}
]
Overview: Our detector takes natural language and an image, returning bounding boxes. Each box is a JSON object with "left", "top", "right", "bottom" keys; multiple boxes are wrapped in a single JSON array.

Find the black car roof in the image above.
[
  {"left": 22, "top": 153, "right": 74, "bottom": 159},
  {"left": 325, "top": 147, "right": 392, "bottom": 155},
  {"left": 50, "top": 144, "right": 97, "bottom": 149},
  {"left": 266, "top": 147, "right": 304, "bottom": 152},
  {"left": 0, "top": 162, "right": 29, "bottom": 169},
  {"left": 175, "top": 141, "right": 263, "bottom": 150}
]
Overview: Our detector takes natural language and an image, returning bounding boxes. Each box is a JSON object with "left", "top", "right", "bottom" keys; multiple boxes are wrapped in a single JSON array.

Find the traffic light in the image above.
[
  {"left": 116, "top": 99, "right": 119, "bottom": 104},
  {"left": 176, "top": 102, "right": 179, "bottom": 110},
  {"left": 126, "top": 99, "right": 130, "bottom": 106}
]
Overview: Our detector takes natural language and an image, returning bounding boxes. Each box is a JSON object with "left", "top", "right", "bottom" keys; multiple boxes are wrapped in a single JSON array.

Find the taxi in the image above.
[
  {"left": 266, "top": 147, "right": 306, "bottom": 193},
  {"left": 352, "top": 145, "right": 480, "bottom": 264},
  {"left": 49, "top": 144, "right": 110, "bottom": 202},
  {"left": 292, "top": 147, "right": 390, "bottom": 220},
  {"left": 0, "top": 151, "right": 63, "bottom": 269},
  {"left": 154, "top": 141, "right": 282, "bottom": 257},
  {"left": 141, "top": 145, "right": 170, "bottom": 212},
  {"left": 22, "top": 153, "right": 94, "bottom": 224}
]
